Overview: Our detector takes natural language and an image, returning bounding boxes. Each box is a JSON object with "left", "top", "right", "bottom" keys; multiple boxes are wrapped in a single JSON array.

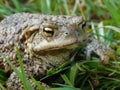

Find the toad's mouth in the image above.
[
  {"left": 31, "top": 42, "right": 82, "bottom": 56},
  {"left": 31, "top": 38, "right": 84, "bottom": 52}
]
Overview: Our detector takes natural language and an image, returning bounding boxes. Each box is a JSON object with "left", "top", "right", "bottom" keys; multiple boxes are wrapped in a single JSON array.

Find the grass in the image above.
[{"left": 0, "top": 0, "right": 120, "bottom": 90}]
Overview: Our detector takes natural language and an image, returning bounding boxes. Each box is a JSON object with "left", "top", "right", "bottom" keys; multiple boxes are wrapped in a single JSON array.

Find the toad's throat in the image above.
[{"left": 31, "top": 47, "right": 74, "bottom": 67}]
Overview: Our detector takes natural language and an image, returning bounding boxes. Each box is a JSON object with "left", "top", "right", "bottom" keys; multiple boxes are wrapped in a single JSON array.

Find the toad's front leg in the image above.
[{"left": 84, "top": 36, "right": 117, "bottom": 64}]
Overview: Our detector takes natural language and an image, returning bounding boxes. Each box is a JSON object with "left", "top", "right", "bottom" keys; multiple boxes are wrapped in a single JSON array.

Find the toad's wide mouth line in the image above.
[
  {"left": 32, "top": 41, "right": 84, "bottom": 52},
  {"left": 32, "top": 42, "right": 83, "bottom": 56}
]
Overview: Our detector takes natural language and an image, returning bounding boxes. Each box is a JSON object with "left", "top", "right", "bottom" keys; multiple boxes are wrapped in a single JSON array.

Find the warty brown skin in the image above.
[
  {"left": 0, "top": 13, "right": 116, "bottom": 90},
  {"left": 0, "top": 13, "right": 86, "bottom": 90}
]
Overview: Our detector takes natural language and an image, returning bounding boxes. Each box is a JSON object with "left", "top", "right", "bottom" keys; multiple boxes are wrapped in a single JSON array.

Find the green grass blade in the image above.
[
  {"left": 47, "top": 87, "right": 80, "bottom": 90},
  {"left": 0, "top": 83, "right": 6, "bottom": 90},
  {"left": 69, "top": 65, "right": 78, "bottom": 86},
  {"left": 11, "top": 0, "right": 23, "bottom": 12},
  {"left": 85, "top": 0, "right": 95, "bottom": 10},
  {"left": 62, "top": 0, "right": 70, "bottom": 15},
  {"left": 61, "top": 74, "right": 73, "bottom": 87},
  {"left": 40, "top": 0, "right": 52, "bottom": 14},
  {"left": 0, "top": 5, "right": 12, "bottom": 16},
  {"left": 16, "top": 47, "right": 34, "bottom": 90},
  {"left": 0, "top": 49, "right": 34, "bottom": 90},
  {"left": 31, "top": 76, "right": 45, "bottom": 90},
  {"left": 0, "top": 70, "right": 8, "bottom": 85},
  {"left": 0, "top": 52, "right": 21, "bottom": 78},
  {"left": 103, "top": 0, "right": 120, "bottom": 25}
]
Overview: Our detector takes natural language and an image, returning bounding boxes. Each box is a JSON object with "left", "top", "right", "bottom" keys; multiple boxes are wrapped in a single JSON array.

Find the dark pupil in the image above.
[{"left": 45, "top": 30, "right": 54, "bottom": 35}]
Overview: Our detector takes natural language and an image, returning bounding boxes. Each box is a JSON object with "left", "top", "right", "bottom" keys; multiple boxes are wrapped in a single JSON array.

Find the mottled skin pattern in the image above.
[{"left": 0, "top": 13, "right": 116, "bottom": 90}]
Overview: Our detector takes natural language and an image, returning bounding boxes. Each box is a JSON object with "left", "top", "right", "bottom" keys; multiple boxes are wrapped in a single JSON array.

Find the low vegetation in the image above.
[{"left": 0, "top": 0, "right": 120, "bottom": 90}]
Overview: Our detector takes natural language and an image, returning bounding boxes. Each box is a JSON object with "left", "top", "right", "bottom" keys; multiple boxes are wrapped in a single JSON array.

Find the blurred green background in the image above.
[
  {"left": 0, "top": 0, "right": 120, "bottom": 25},
  {"left": 0, "top": 0, "right": 120, "bottom": 90}
]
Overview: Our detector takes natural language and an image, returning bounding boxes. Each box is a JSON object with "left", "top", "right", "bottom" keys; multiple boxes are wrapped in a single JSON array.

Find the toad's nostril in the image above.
[{"left": 65, "top": 32, "right": 69, "bottom": 35}]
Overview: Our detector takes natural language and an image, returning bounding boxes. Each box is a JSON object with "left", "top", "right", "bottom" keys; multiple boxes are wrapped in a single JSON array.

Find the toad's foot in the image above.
[
  {"left": 84, "top": 36, "right": 117, "bottom": 64},
  {"left": 7, "top": 72, "right": 50, "bottom": 90},
  {"left": 6, "top": 59, "right": 52, "bottom": 90}
]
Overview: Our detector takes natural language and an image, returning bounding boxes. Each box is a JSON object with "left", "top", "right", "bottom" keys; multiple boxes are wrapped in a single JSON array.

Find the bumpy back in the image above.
[{"left": 0, "top": 13, "right": 83, "bottom": 71}]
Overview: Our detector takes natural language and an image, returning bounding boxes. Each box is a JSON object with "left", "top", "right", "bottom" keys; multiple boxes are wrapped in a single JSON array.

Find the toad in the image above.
[{"left": 0, "top": 13, "right": 116, "bottom": 90}]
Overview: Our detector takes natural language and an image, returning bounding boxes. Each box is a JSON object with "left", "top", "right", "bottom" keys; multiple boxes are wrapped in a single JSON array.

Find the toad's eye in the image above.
[
  {"left": 81, "top": 21, "right": 86, "bottom": 31},
  {"left": 43, "top": 27, "right": 54, "bottom": 37}
]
